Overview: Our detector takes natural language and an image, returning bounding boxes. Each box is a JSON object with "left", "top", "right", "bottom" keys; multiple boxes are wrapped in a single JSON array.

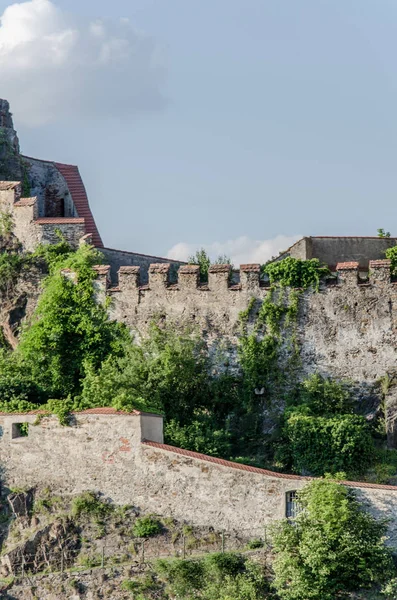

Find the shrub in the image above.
[
  {"left": 155, "top": 557, "right": 205, "bottom": 596},
  {"left": 283, "top": 411, "right": 376, "bottom": 477},
  {"left": 132, "top": 515, "right": 162, "bottom": 538},
  {"left": 272, "top": 479, "right": 393, "bottom": 600},
  {"left": 263, "top": 257, "right": 330, "bottom": 290},
  {"left": 71, "top": 491, "right": 114, "bottom": 520}
]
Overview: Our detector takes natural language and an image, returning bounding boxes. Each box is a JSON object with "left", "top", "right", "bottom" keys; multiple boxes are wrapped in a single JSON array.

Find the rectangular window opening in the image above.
[
  {"left": 11, "top": 423, "right": 29, "bottom": 439},
  {"left": 286, "top": 490, "right": 299, "bottom": 519}
]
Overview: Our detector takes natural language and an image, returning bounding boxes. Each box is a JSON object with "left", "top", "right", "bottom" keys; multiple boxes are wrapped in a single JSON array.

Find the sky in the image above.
[{"left": 0, "top": 0, "right": 397, "bottom": 265}]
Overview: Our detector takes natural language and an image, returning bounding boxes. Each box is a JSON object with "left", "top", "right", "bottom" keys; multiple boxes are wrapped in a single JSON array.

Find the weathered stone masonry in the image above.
[{"left": 1, "top": 409, "right": 397, "bottom": 545}]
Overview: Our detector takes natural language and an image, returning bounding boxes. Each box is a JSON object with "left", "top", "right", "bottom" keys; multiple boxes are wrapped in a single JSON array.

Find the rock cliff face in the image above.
[{"left": 0, "top": 100, "right": 22, "bottom": 183}]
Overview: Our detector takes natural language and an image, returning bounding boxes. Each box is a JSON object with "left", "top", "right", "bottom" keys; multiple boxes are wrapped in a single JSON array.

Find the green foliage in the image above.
[
  {"left": 272, "top": 479, "right": 393, "bottom": 600},
  {"left": 281, "top": 412, "right": 375, "bottom": 477},
  {"left": 297, "top": 373, "right": 352, "bottom": 416},
  {"left": 378, "top": 228, "right": 391, "bottom": 238},
  {"left": 132, "top": 516, "right": 162, "bottom": 538},
  {"left": 17, "top": 242, "right": 128, "bottom": 398},
  {"left": 275, "top": 374, "right": 375, "bottom": 478},
  {"left": 71, "top": 491, "right": 114, "bottom": 520},
  {"left": 382, "top": 578, "right": 397, "bottom": 599},
  {"left": 165, "top": 414, "right": 232, "bottom": 457},
  {"left": 385, "top": 246, "right": 397, "bottom": 276},
  {"left": 155, "top": 553, "right": 271, "bottom": 600},
  {"left": 0, "top": 252, "right": 25, "bottom": 296},
  {"left": 263, "top": 257, "right": 330, "bottom": 290},
  {"left": 77, "top": 324, "right": 211, "bottom": 424},
  {"left": 0, "top": 209, "right": 14, "bottom": 238},
  {"left": 188, "top": 248, "right": 232, "bottom": 282}
]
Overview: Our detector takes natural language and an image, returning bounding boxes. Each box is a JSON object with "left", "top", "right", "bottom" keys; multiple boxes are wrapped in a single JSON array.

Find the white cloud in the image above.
[
  {"left": 0, "top": 0, "right": 167, "bottom": 126},
  {"left": 167, "top": 234, "right": 302, "bottom": 267}
]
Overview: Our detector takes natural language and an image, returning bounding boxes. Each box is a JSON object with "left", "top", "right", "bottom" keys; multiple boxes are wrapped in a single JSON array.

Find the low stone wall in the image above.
[{"left": 1, "top": 411, "right": 397, "bottom": 546}]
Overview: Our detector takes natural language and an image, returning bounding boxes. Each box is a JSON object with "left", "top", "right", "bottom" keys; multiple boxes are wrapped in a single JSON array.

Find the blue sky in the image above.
[{"left": 0, "top": 0, "right": 396, "bottom": 263}]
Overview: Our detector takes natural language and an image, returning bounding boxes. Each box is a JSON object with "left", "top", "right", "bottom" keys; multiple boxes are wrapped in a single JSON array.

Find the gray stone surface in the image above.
[
  {"left": 1, "top": 412, "right": 397, "bottom": 547},
  {"left": 286, "top": 236, "right": 397, "bottom": 270}
]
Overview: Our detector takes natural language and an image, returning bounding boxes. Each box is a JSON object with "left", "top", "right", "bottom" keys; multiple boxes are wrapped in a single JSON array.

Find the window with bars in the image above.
[{"left": 286, "top": 490, "right": 299, "bottom": 518}]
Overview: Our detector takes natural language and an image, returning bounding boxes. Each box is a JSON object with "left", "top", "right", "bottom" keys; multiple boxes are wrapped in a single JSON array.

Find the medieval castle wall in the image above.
[{"left": 1, "top": 410, "right": 397, "bottom": 545}]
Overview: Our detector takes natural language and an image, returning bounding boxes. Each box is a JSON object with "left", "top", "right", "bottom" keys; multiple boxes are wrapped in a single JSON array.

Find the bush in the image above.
[
  {"left": 155, "top": 554, "right": 271, "bottom": 600},
  {"left": 71, "top": 492, "right": 114, "bottom": 520},
  {"left": 272, "top": 479, "right": 393, "bottom": 600},
  {"left": 283, "top": 411, "right": 376, "bottom": 477},
  {"left": 263, "top": 257, "right": 330, "bottom": 290},
  {"left": 155, "top": 557, "right": 205, "bottom": 596},
  {"left": 132, "top": 516, "right": 162, "bottom": 538}
]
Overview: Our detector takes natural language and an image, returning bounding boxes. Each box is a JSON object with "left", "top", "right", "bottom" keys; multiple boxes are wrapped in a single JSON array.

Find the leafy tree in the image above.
[
  {"left": 378, "top": 228, "right": 391, "bottom": 238},
  {"left": 272, "top": 479, "right": 393, "bottom": 600},
  {"left": 76, "top": 324, "right": 212, "bottom": 423},
  {"left": 16, "top": 243, "right": 128, "bottom": 398},
  {"left": 188, "top": 248, "right": 232, "bottom": 282}
]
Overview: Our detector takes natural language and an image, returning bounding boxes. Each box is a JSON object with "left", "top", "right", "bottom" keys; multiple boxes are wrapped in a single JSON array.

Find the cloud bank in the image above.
[
  {"left": 167, "top": 234, "right": 301, "bottom": 266},
  {"left": 0, "top": 0, "right": 167, "bottom": 126}
]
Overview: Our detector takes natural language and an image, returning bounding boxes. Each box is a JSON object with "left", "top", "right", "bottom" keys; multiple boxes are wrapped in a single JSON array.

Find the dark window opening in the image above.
[
  {"left": 286, "top": 491, "right": 299, "bottom": 519},
  {"left": 11, "top": 423, "right": 29, "bottom": 439}
]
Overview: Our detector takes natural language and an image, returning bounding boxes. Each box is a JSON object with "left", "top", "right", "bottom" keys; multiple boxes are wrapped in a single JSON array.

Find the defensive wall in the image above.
[
  {"left": 87, "top": 259, "right": 397, "bottom": 445},
  {"left": 283, "top": 236, "right": 397, "bottom": 271},
  {"left": 1, "top": 408, "right": 397, "bottom": 545}
]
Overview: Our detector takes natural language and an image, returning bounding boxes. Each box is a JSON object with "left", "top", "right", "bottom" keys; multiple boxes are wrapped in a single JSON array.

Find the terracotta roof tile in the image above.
[
  {"left": 142, "top": 441, "right": 397, "bottom": 490},
  {"left": 119, "top": 266, "right": 140, "bottom": 274},
  {"left": 208, "top": 264, "right": 231, "bottom": 274},
  {"left": 369, "top": 260, "right": 392, "bottom": 268},
  {"left": 179, "top": 265, "right": 200, "bottom": 274},
  {"left": 149, "top": 263, "right": 170, "bottom": 274},
  {"left": 92, "top": 265, "right": 110, "bottom": 275},
  {"left": 240, "top": 264, "right": 261, "bottom": 272},
  {"left": 336, "top": 261, "right": 359, "bottom": 270},
  {"left": 54, "top": 163, "right": 103, "bottom": 247},
  {"left": 14, "top": 197, "right": 36, "bottom": 207},
  {"left": 35, "top": 217, "right": 85, "bottom": 224}
]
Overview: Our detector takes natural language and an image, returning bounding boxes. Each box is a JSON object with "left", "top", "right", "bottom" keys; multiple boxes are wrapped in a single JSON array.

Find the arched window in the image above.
[{"left": 286, "top": 490, "right": 299, "bottom": 518}]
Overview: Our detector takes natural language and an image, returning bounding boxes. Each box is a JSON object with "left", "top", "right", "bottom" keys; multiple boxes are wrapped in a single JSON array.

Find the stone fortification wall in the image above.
[
  {"left": 100, "top": 246, "right": 185, "bottom": 284},
  {"left": 0, "top": 185, "right": 85, "bottom": 251},
  {"left": 98, "top": 260, "right": 397, "bottom": 441},
  {"left": 0, "top": 410, "right": 396, "bottom": 544},
  {"left": 287, "top": 236, "right": 397, "bottom": 271}
]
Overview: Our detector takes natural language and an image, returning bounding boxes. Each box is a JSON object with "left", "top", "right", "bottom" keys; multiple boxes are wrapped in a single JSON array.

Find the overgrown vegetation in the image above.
[
  {"left": 153, "top": 552, "right": 272, "bottom": 599},
  {"left": 272, "top": 478, "right": 394, "bottom": 600},
  {"left": 0, "top": 245, "right": 391, "bottom": 481}
]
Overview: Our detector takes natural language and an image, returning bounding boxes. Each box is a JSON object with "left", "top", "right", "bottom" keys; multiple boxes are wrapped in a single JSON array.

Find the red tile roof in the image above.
[
  {"left": 35, "top": 218, "right": 85, "bottom": 224},
  {"left": 179, "top": 265, "right": 200, "bottom": 274},
  {"left": 54, "top": 162, "right": 103, "bottom": 248},
  {"left": 336, "top": 261, "right": 359, "bottom": 270},
  {"left": 142, "top": 441, "right": 397, "bottom": 490},
  {"left": 369, "top": 260, "right": 392, "bottom": 268},
  {"left": 149, "top": 263, "right": 170, "bottom": 274},
  {"left": 240, "top": 264, "right": 261, "bottom": 272},
  {"left": 208, "top": 264, "right": 231, "bottom": 273}
]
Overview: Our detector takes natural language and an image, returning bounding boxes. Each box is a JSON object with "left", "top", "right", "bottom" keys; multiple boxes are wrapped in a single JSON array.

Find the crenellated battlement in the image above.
[{"left": 92, "top": 260, "right": 396, "bottom": 298}]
